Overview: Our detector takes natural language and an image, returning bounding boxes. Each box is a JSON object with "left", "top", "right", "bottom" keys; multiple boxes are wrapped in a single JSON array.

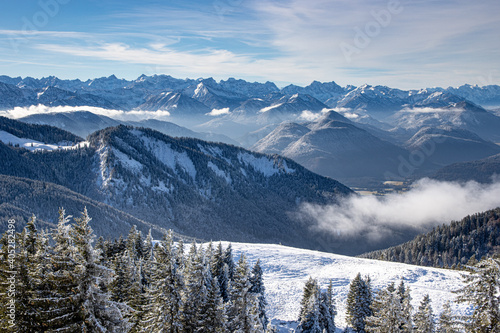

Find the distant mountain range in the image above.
[
  {"left": 2, "top": 74, "right": 500, "bottom": 187},
  {"left": 1, "top": 74, "right": 499, "bottom": 114}
]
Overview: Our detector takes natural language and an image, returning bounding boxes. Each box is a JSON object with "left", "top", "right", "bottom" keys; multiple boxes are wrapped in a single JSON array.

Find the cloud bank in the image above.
[
  {"left": 0, "top": 105, "right": 171, "bottom": 121},
  {"left": 301, "top": 178, "right": 500, "bottom": 243}
]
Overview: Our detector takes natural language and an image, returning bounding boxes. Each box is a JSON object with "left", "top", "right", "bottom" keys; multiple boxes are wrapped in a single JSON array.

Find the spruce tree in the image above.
[
  {"left": 141, "top": 231, "right": 184, "bottom": 332},
  {"left": 437, "top": 301, "right": 458, "bottom": 333},
  {"left": 70, "top": 208, "right": 126, "bottom": 332},
  {"left": 413, "top": 294, "right": 435, "bottom": 333},
  {"left": 456, "top": 258, "right": 500, "bottom": 332},
  {"left": 347, "top": 273, "right": 372, "bottom": 332},
  {"left": 397, "top": 281, "right": 413, "bottom": 332},
  {"left": 366, "top": 283, "right": 405, "bottom": 333},
  {"left": 250, "top": 259, "right": 268, "bottom": 330},
  {"left": 183, "top": 244, "right": 209, "bottom": 332},
  {"left": 228, "top": 254, "right": 263, "bottom": 333},
  {"left": 46, "top": 208, "right": 80, "bottom": 331},
  {"left": 319, "top": 280, "right": 336, "bottom": 333},
  {"left": 297, "top": 278, "right": 322, "bottom": 333},
  {"left": 15, "top": 215, "right": 39, "bottom": 332}
]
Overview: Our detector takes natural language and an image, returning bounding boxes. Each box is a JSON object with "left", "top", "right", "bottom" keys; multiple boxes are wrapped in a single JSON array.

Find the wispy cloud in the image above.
[{"left": 0, "top": 0, "right": 499, "bottom": 88}]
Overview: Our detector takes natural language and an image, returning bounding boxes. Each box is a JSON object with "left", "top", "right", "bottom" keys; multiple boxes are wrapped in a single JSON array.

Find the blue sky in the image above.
[{"left": 0, "top": 0, "right": 499, "bottom": 89}]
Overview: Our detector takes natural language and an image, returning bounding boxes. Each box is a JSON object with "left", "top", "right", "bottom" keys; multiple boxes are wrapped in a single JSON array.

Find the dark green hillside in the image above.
[{"left": 360, "top": 208, "right": 500, "bottom": 268}]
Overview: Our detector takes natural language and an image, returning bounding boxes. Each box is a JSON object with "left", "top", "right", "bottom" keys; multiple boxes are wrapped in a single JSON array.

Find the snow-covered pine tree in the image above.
[
  {"left": 228, "top": 254, "right": 263, "bottom": 333},
  {"left": 183, "top": 244, "right": 210, "bottom": 332},
  {"left": 224, "top": 243, "right": 235, "bottom": 282},
  {"left": 202, "top": 267, "right": 229, "bottom": 332},
  {"left": 346, "top": 273, "right": 372, "bottom": 332},
  {"left": 213, "top": 242, "right": 230, "bottom": 302},
  {"left": 70, "top": 207, "right": 126, "bottom": 332},
  {"left": 250, "top": 259, "right": 268, "bottom": 330},
  {"left": 45, "top": 208, "right": 81, "bottom": 331},
  {"left": 28, "top": 228, "right": 54, "bottom": 331},
  {"left": 127, "top": 258, "right": 148, "bottom": 333},
  {"left": 437, "top": 301, "right": 458, "bottom": 333},
  {"left": 110, "top": 252, "right": 133, "bottom": 303},
  {"left": 366, "top": 283, "right": 405, "bottom": 333},
  {"left": 141, "top": 231, "right": 184, "bottom": 332},
  {"left": 300, "top": 277, "right": 319, "bottom": 324},
  {"left": 413, "top": 294, "right": 435, "bottom": 333},
  {"left": 456, "top": 258, "right": 500, "bottom": 332},
  {"left": 126, "top": 225, "right": 144, "bottom": 260},
  {"left": 15, "top": 215, "right": 39, "bottom": 332},
  {"left": 397, "top": 281, "right": 413, "bottom": 332},
  {"left": 319, "top": 280, "right": 336, "bottom": 333},
  {"left": 297, "top": 278, "right": 322, "bottom": 333}
]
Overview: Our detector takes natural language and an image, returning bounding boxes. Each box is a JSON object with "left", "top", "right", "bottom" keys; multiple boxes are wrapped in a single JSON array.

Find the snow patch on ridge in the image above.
[{"left": 138, "top": 134, "right": 197, "bottom": 180}]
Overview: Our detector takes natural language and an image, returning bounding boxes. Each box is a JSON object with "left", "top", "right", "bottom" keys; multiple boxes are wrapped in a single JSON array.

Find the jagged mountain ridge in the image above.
[{"left": 2, "top": 74, "right": 500, "bottom": 113}]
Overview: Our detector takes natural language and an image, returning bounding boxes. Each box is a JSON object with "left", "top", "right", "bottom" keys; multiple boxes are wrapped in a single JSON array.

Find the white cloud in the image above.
[
  {"left": 207, "top": 108, "right": 230, "bottom": 116},
  {"left": 0, "top": 105, "right": 171, "bottom": 121},
  {"left": 298, "top": 110, "right": 321, "bottom": 121},
  {"left": 300, "top": 178, "right": 500, "bottom": 243}
]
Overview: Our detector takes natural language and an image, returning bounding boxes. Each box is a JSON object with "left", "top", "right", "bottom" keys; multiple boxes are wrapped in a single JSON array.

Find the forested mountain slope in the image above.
[{"left": 360, "top": 208, "right": 500, "bottom": 268}]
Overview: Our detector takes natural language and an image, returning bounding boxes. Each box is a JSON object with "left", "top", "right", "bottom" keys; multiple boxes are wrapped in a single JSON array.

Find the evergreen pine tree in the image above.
[
  {"left": 366, "top": 283, "right": 405, "bottom": 333},
  {"left": 71, "top": 208, "right": 126, "bottom": 332},
  {"left": 141, "top": 231, "right": 184, "bottom": 332},
  {"left": 224, "top": 243, "right": 235, "bottom": 282},
  {"left": 46, "top": 208, "right": 80, "bottom": 331},
  {"left": 437, "top": 301, "right": 458, "bottom": 333},
  {"left": 297, "top": 278, "right": 322, "bottom": 333},
  {"left": 455, "top": 258, "right": 500, "bottom": 332},
  {"left": 29, "top": 228, "right": 54, "bottom": 331},
  {"left": 413, "top": 294, "right": 435, "bottom": 333},
  {"left": 183, "top": 244, "right": 209, "bottom": 332},
  {"left": 250, "top": 259, "right": 268, "bottom": 330},
  {"left": 213, "top": 242, "right": 230, "bottom": 302},
  {"left": 15, "top": 215, "right": 39, "bottom": 332},
  {"left": 228, "top": 254, "right": 263, "bottom": 333},
  {"left": 347, "top": 273, "right": 372, "bottom": 332},
  {"left": 318, "top": 280, "right": 336, "bottom": 333},
  {"left": 397, "top": 281, "right": 413, "bottom": 332}
]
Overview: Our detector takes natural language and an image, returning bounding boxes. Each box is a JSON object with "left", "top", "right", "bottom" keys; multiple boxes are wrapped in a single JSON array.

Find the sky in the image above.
[{"left": 0, "top": 0, "right": 499, "bottom": 89}]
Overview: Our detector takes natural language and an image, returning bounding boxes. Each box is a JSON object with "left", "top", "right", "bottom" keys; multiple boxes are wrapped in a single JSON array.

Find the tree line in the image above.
[
  {"left": 0, "top": 208, "right": 269, "bottom": 332},
  {"left": 360, "top": 208, "right": 500, "bottom": 269}
]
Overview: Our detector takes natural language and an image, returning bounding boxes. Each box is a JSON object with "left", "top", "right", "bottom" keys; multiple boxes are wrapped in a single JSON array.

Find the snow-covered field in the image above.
[
  {"left": 227, "top": 242, "right": 469, "bottom": 331},
  {"left": 0, "top": 130, "right": 88, "bottom": 151}
]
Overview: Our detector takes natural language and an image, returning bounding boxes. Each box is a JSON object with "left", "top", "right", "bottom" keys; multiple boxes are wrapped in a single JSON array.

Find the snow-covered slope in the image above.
[{"left": 228, "top": 242, "right": 467, "bottom": 331}]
